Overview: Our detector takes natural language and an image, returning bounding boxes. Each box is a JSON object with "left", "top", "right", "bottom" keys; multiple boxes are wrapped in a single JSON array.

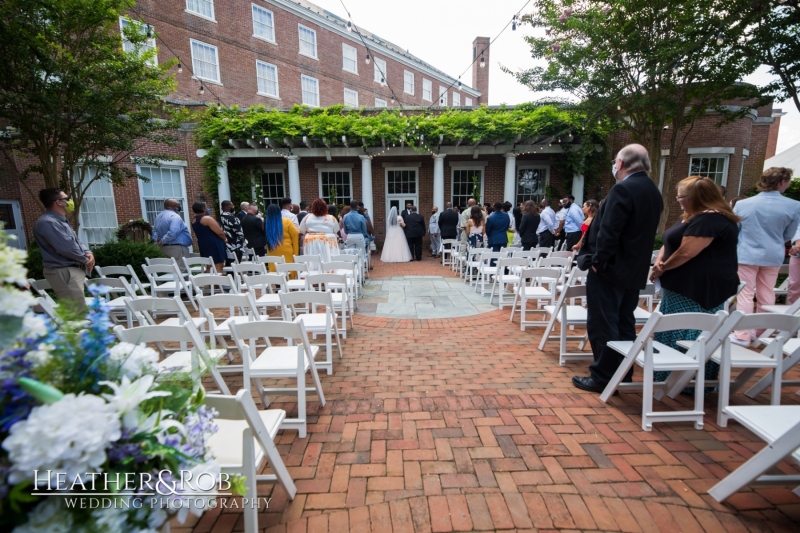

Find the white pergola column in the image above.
[
  {"left": 359, "top": 155, "right": 374, "bottom": 216},
  {"left": 504, "top": 153, "right": 517, "bottom": 203},
  {"left": 572, "top": 174, "right": 584, "bottom": 206},
  {"left": 432, "top": 154, "right": 446, "bottom": 210},
  {"left": 287, "top": 155, "right": 301, "bottom": 203},
  {"left": 217, "top": 159, "right": 231, "bottom": 208}
]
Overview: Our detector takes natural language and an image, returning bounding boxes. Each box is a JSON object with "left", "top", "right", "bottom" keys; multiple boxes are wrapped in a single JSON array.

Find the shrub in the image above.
[
  {"left": 91, "top": 239, "right": 163, "bottom": 280},
  {"left": 653, "top": 235, "right": 663, "bottom": 250},
  {"left": 24, "top": 243, "right": 44, "bottom": 281}
]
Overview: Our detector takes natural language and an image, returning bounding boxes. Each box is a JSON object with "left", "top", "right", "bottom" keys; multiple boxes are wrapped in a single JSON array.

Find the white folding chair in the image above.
[
  {"left": 476, "top": 252, "right": 505, "bottom": 296},
  {"left": 307, "top": 273, "right": 353, "bottom": 335},
  {"left": 113, "top": 323, "right": 231, "bottom": 394},
  {"left": 599, "top": 311, "right": 728, "bottom": 431},
  {"left": 294, "top": 254, "right": 323, "bottom": 276},
  {"left": 142, "top": 263, "right": 196, "bottom": 310},
  {"left": 205, "top": 390, "right": 297, "bottom": 533},
  {"left": 773, "top": 264, "right": 791, "bottom": 300},
  {"left": 256, "top": 254, "right": 286, "bottom": 270},
  {"left": 280, "top": 291, "right": 343, "bottom": 375},
  {"left": 276, "top": 263, "right": 309, "bottom": 291},
  {"left": 232, "top": 262, "right": 267, "bottom": 292},
  {"left": 95, "top": 265, "right": 150, "bottom": 296},
  {"left": 511, "top": 249, "right": 541, "bottom": 267},
  {"left": 322, "top": 260, "right": 358, "bottom": 310},
  {"left": 708, "top": 405, "right": 800, "bottom": 502},
  {"left": 28, "top": 277, "right": 92, "bottom": 309},
  {"left": 510, "top": 267, "right": 561, "bottom": 331},
  {"left": 463, "top": 247, "right": 485, "bottom": 285},
  {"left": 538, "top": 284, "right": 592, "bottom": 365},
  {"left": 747, "top": 336, "right": 800, "bottom": 399},
  {"left": 489, "top": 257, "right": 529, "bottom": 308},
  {"left": 441, "top": 239, "right": 458, "bottom": 267},
  {"left": 183, "top": 256, "right": 215, "bottom": 276},
  {"left": 228, "top": 320, "right": 326, "bottom": 438},
  {"left": 85, "top": 277, "right": 137, "bottom": 326},
  {"left": 197, "top": 292, "right": 261, "bottom": 355},
  {"left": 125, "top": 296, "right": 206, "bottom": 329},
  {"left": 191, "top": 273, "right": 236, "bottom": 297},
  {"left": 333, "top": 254, "right": 364, "bottom": 298},
  {"left": 245, "top": 273, "right": 288, "bottom": 318}
]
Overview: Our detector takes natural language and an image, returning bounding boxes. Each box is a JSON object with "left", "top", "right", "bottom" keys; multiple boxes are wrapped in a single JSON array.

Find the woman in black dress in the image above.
[
  {"left": 191, "top": 202, "right": 228, "bottom": 273},
  {"left": 518, "top": 200, "right": 541, "bottom": 250}
]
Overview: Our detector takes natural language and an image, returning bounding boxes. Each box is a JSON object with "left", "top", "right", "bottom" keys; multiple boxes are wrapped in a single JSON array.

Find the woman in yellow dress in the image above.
[{"left": 265, "top": 203, "right": 299, "bottom": 271}]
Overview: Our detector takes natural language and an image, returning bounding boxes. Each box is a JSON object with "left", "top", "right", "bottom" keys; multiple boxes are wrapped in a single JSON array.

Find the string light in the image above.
[
  {"left": 616, "top": 104, "right": 621, "bottom": 111},
  {"left": 347, "top": 20, "right": 352, "bottom": 31},
  {"left": 146, "top": 24, "right": 152, "bottom": 39},
  {"left": 177, "top": 62, "right": 182, "bottom": 74},
  {"left": 199, "top": 84, "right": 205, "bottom": 95},
  {"left": 480, "top": 54, "right": 486, "bottom": 68},
  {"left": 716, "top": 32, "right": 724, "bottom": 45},
  {"left": 365, "top": 53, "right": 371, "bottom": 65},
  {"left": 512, "top": 14, "right": 518, "bottom": 31}
]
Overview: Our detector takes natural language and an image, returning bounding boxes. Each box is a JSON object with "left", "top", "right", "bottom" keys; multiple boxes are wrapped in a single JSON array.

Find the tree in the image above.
[
  {"left": 0, "top": 0, "right": 180, "bottom": 230},
  {"left": 508, "top": 0, "right": 767, "bottom": 229},
  {"left": 735, "top": 0, "right": 800, "bottom": 113}
]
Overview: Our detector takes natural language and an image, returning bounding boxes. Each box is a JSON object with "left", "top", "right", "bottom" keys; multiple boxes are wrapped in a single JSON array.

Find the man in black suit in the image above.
[
  {"left": 403, "top": 202, "right": 413, "bottom": 218},
  {"left": 240, "top": 205, "right": 267, "bottom": 256},
  {"left": 400, "top": 205, "right": 426, "bottom": 261},
  {"left": 573, "top": 144, "right": 663, "bottom": 392},
  {"left": 438, "top": 202, "right": 459, "bottom": 240}
]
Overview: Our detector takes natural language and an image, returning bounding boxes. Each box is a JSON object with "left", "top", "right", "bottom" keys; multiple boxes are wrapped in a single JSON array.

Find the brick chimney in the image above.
[
  {"left": 766, "top": 108, "right": 784, "bottom": 159},
  {"left": 471, "top": 36, "right": 490, "bottom": 104}
]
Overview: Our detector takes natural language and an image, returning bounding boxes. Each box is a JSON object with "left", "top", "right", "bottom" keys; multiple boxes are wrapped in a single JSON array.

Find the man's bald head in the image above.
[
  {"left": 616, "top": 144, "right": 650, "bottom": 178},
  {"left": 445, "top": 202, "right": 452, "bottom": 209},
  {"left": 164, "top": 198, "right": 180, "bottom": 210},
  {"left": 246, "top": 205, "right": 258, "bottom": 214},
  {"left": 467, "top": 198, "right": 476, "bottom": 207}
]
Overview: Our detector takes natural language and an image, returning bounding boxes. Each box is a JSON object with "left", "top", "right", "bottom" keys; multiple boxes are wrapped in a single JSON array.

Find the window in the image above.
[
  {"left": 387, "top": 169, "right": 417, "bottom": 194},
  {"left": 301, "top": 75, "right": 319, "bottom": 107},
  {"left": 119, "top": 18, "right": 158, "bottom": 65},
  {"left": 342, "top": 43, "right": 357, "bottom": 74},
  {"left": 256, "top": 60, "right": 278, "bottom": 98},
  {"left": 465, "top": 97, "right": 473, "bottom": 106},
  {"left": 690, "top": 155, "right": 729, "bottom": 186},
  {"left": 515, "top": 167, "right": 549, "bottom": 205},
  {"left": 138, "top": 166, "right": 188, "bottom": 226},
  {"left": 319, "top": 170, "right": 352, "bottom": 205},
  {"left": 374, "top": 98, "right": 387, "bottom": 108},
  {"left": 190, "top": 40, "right": 220, "bottom": 83},
  {"left": 252, "top": 5, "right": 275, "bottom": 42},
  {"left": 374, "top": 57, "right": 387, "bottom": 84},
  {"left": 439, "top": 86, "right": 448, "bottom": 106},
  {"left": 452, "top": 92, "right": 460, "bottom": 107},
  {"left": 77, "top": 169, "right": 118, "bottom": 247},
  {"left": 452, "top": 168, "right": 483, "bottom": 208},
  {"left": 422, "top": 79, "right": 432, "bottom": 101},
  {"left": 261, "top": 172, "right": 286, "bottom": 206},
  {"left": 298, "top": 25, "right": 317, "bottom": 59},
  {"left": 404, "top": 71, "right": 414, "bottom": 95},
  {"left": 344, "top": 88, "right": 358, "bottom": 107},
  {"left": 186, "top": 0, "right": 214, "bottom": 20}
]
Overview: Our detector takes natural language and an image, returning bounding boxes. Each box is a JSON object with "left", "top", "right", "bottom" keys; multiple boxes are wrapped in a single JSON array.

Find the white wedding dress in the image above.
[{"left": 381, "top": 207, "right": 412, "bottom": 262}]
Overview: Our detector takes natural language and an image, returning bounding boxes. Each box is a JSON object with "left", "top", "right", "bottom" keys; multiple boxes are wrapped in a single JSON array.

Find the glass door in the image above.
[{"left": 0, "top": 200, "right": 25, "bottom": 249}]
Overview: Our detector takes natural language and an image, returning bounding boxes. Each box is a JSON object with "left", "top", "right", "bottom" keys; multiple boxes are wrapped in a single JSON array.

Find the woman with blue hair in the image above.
[{"left": 265, "top": 203, "right": 299, "bottom": 270}]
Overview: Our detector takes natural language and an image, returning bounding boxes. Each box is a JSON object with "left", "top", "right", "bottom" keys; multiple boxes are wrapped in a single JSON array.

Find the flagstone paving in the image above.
[{"left": 177, "top": 254, "right": 800, "bottom": 533}]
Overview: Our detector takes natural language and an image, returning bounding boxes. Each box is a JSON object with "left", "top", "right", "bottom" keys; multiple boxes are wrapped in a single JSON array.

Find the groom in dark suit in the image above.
[
  {"left": 401, "top": 206, "right": 426, "bottom": 261},
  {"left": 573, "top": 144, "right": 663, "bottom": 392}
]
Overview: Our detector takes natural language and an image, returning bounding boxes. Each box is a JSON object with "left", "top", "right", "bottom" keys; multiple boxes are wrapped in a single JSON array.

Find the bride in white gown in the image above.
[{"left": 381, "top": 206, "right": 412, "bottom": 262}]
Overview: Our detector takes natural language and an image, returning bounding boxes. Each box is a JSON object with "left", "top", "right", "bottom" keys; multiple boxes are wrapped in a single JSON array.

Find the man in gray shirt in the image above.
[{"left": 33, "top": 188, "right": 94, "bottom": 313}]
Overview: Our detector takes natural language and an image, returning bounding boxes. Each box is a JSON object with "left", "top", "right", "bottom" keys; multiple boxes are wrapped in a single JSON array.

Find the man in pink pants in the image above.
[{"left": 732, "top": 167, "right": 800, "bottom": 345}]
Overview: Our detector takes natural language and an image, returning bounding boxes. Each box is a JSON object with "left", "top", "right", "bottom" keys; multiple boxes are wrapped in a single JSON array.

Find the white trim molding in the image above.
[{"left": 687, "top": 147, "right": 736, "bottom": 155}]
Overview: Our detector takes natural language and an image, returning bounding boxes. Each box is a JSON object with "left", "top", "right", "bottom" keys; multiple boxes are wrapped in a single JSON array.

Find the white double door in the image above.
[{"left": 386, "top": 195, "right": 418, "bottom": 220}]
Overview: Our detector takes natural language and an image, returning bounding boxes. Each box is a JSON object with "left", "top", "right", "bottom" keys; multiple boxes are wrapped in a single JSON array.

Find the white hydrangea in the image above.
[
  {"left": 0, "top": 244, "right": 28, "bottom": 285},
  {"left": 0, "top": 286, "right": 36, "bottom": 317},
  {"left": 12, "top": 498, "right": 74, "bottom": 533},
  {"left": 109, "top": 342, "right": 160, "bottom": 379},
  {"left": 2, "top": 394, "right": 121, "bottom": 485},
  {"left": 21, "top": 313, "right": 49, "bottom": 339},
  {"left": 24, "top": 343, "right": 55, "bottom": 367}
]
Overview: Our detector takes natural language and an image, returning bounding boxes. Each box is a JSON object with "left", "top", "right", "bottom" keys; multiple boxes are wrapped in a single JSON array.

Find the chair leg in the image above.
[
  {"left": 718, "top": 357, "right": 732, "bottom": 428},
  {"left": 296, "top": 371, "right": 307, "bottom": 439},
  {"left": 771, "top": 361, "right": 782, "bottom": 406},
  {"left": 259, "top": 429, "right": 298, "bottom": 500},
  {"left": 538, "top": 312, "right": 557, "bottom": 351},
  {"left": 242, "top": 436, "right": 259, "bottom": 533},
  {"left": 694, "top": 357, "right": 705, "bottom": 430}
]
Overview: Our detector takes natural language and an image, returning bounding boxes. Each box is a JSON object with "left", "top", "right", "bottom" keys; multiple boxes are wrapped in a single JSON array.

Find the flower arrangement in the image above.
[{"left": 0, "top": 232, "right": 232, "bottom": 532}]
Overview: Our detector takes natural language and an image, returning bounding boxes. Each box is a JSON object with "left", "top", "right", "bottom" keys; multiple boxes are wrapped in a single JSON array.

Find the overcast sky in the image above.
[{"left": 312, "top": 0, "right": 799, "bottom": 155}]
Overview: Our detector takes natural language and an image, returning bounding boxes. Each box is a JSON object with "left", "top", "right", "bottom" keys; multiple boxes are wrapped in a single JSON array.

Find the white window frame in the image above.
[
  {"left": 403, "top": 70, "right": 414, "bottom": 95},
  {"left": 344, "top": 88, "right": 358, "bottom": 107},
  {"left": 422, "top": 79, "right": 432, "bottom": 102},
  {"left": 186, "top": 0, "right": 215, "bottom": 22},
  {"left": 374, "top": 57, "right": 387, "bottom": 85},
  {"left": 76, "top": 167, "right": 118, "bottom": 247},
  {"left": 439, "top": 86, "right": 448, "bottom": 106},
  {"left": 261, "top": 171, "right": 287, "bottom": 206},
  {"left": 301, "top": 75, "right": 320, "bottom": 107},
  {"left": 119, "top": 17, "right": 158, "bottom": 65},
  {"left": 374, "top": 98, "right": 387, "bottom": 108},
  {"left": 298, "top": 24, "right": 318, "bottom": 60},
  {"left": 515, "top": 166, "right": 550, "bottom": 205},
  {"left": 251, "top": 4, "right": 276, "bottom": 43},
  {"left": 451, "top": 166, "right": 484, "bottom": 208},
  {"left": 465, "top": 97, "right": 473, "bottom": 107},
  {"left": 452, "top": 92, "right": 461, "bottom": 107},
  {"left": 190, "top": 39, "right": 221, "bottom": 84},
  {"left": 342, "top": 43, "right": 358, "bottom": 74},
  {"left": 688, "top": 153, "right": 730, "bottom": 187},
  {"left": 318, "top": 169, "right": 353, "bottom": 205},
  {"left": 256, "top": 60, "right": 279, "bottom": 99},
  {"left": 137, "top": 164, "right": 190, "bottom": 228},
  {"left": 385, "top": 167, "right": 419, "bottom": 196}
]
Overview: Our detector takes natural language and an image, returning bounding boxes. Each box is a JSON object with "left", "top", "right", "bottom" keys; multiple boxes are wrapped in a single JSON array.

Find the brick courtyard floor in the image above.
[{"left": 177, "top": 254, "right": 800, "bottom": 533}]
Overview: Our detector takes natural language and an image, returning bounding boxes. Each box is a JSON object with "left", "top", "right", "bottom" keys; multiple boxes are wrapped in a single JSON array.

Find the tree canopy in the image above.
[
  {"left": 508, "top": 0, "right": 769, "bottom": 228},
  {"left": 0, "top": 0, "right": 180, "bottom": 229}
]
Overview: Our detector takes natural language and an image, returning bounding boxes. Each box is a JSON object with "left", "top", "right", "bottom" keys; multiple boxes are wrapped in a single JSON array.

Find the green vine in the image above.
[{"left": 195, "top": 103, "right": 611, "bottom": 199}]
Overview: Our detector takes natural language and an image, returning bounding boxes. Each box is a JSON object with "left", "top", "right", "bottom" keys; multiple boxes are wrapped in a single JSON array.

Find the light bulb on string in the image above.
[
  {"left": 479, "top": 54, "right": 485, "bottom": 68},
  {"left": 347, "top": 20, "right": 352, "bottom": 32},
  {"left": 177, "top": 62, "right": 183, "bottom": 74},
  {"left": 457, "top": 78, "right": 462, "bottom": 89},
  {"left": 716, "top": 32, "right": 724, "bottom": 45},
  {"left": 199, "top": 84, "right": 205, "bottom": 96},
  {"left": 365, "top": 53, "right": 371, "bottom": 65},
  {"left": 146, "top": 25, "right": 152, "bottom": 39},
  {"left": 617, "top": 104, "right": 621, "bottom": 111},
  {"left": 391, "top": 95, "right": 395, "bottom": 104}
]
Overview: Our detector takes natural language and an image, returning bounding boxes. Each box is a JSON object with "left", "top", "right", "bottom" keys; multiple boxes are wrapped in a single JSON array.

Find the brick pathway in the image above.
[{"left": 178, "top": 256, "right": 800, "bottom": 533}]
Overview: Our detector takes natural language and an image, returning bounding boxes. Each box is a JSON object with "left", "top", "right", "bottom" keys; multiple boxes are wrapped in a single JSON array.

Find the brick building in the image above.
[{"left": 0, "top": 0, "right": 785, "bottom": 249}]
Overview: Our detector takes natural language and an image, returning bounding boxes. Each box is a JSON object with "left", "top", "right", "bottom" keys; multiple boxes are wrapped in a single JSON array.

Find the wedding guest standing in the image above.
[
  {"left": 266, "top": 203, "right": 300, "bottom": 268},
  {"left": 429, "top": 206, "right": 441, "bottom": 257},
  {"left": 220, "top": 200, "right": 245, "bottom": 263},
  {"left": 191, "top": 202, "right": 227, "bottom": 274},
  {"left": 518, "top": 200, "right": 540, "bottom": 250},
  {"left": 151, "top": 198, "right": 193, "bottom": 267}
]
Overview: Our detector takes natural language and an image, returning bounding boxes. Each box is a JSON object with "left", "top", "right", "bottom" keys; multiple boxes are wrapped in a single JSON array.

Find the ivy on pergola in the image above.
[{"left": 195, "top": 103, "right": 611, "bottom": 195}]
